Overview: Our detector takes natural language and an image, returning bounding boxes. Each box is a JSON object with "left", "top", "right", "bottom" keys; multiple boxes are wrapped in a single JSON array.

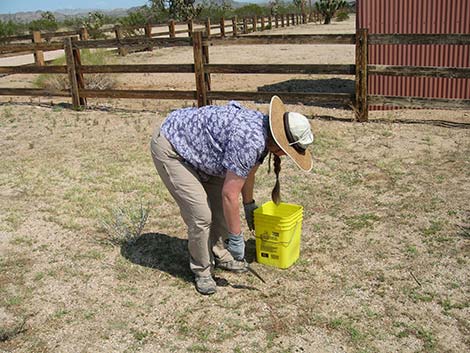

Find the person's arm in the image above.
[
  {"left": 222, "top": 170, "right": 246, "bottom": 235},
  {"left": 241, "top": 163, "right": 260, "bottom": 204}
]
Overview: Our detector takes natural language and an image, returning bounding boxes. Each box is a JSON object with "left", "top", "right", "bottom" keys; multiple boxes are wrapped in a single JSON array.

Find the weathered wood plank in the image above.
[
  {"left": 208, "top": 34, "right": 356, "bottom": 45},
  {"left": 355, "top": 28, "right": 368, "bottom": 122},
  {"left": 152, "top": 32, "right": 170, "bottom": 37},
  {"left": 0, "top": 88, "right": 70, "bottom": 97},
  {"left": 368, "top": 95, "right": 470, "bottom": 110},
  {"left": 368, "top": 65, "right": 470, "bottom": 79},
  {"left": 368, "top": 34, "right": 470, "bottom": 45},
  {"left": 32, "top": 31, "right": 45, "bottom": 66},
  {"left": 72, "top": 42, "right": 87, "bottom": 107},
  {"left": 204, "top": 64, "right": 355, "bottom": 74},
  {"left": 207, "top": 91, "right": 354, "bottom": 104},
  {"left": 42, "top": 30, "right": 80, "bottom": 39},
  {"left": 169, "top": 20, "right": 176, "bottom": 38},
  {"left": 73, "top": 37, "right": 191, "bottom": 49},
  {"left": 174, "top": 28, "right": 189, "bottom": 35},
  {"left": 79, "top": 89, "right": 197, "bottom": 99},
  {"left": 0, "top": 66, "right": 67, "bottom": 74},
  {"left": 0, "top": 34, "right": 33, "bottom": 42},
  {"left": 79, "top": 64, "right": 194, "bottom": 73},
  {"left": 114, "top": 25, "right": 128, "bottom": 56},
  {"left": 64, "top": 38, "right": 81, "bottom": 109},
  {"left": 0, "top": 42, "right": 63, "bottom": 53},
  {"left": 193, "top": 31, "right": 208, "bottom": 107}
]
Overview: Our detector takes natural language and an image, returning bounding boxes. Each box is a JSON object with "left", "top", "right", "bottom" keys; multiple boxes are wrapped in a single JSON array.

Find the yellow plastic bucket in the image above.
[{"left": 253, "top": 201, "right": 303, "bottom": 269}]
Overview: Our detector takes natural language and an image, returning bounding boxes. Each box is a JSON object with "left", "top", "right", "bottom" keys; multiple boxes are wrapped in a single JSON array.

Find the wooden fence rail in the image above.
[{"left": 1, "top": 31, "right": 470, "bottom": 120}]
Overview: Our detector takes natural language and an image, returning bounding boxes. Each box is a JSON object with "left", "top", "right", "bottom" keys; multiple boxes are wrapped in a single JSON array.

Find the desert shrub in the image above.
[
  {"left": 34, "top": 49, "right": 116, "bottom": 90},
  {"left": 0, "top": 20, "right": 26, "bottom": 38},
  {"left": 100, "top": 202, "right": 149, "bottom": 246},
  {"left": 234, "top": 4, "right": 268, "bottom": 18},
  {"left": 118, "top": 11, "right": 148, "bottom": 37},
  {"left": 335, "top": 10, "right": 350, "bottom": 22}
]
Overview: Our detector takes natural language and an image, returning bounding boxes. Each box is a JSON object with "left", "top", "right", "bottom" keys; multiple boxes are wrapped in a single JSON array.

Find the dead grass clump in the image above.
[{"left": 34, "top": 49, "right": 116, "bottom": 91}]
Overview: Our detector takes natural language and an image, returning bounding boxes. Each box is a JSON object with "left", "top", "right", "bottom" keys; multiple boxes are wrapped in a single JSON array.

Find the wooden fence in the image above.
[
  {"left": 0, "top": 12, "right": 321, "bottom": 64},
  {"left": 0, "top": 30, "right": 469, "bottom": 121}
]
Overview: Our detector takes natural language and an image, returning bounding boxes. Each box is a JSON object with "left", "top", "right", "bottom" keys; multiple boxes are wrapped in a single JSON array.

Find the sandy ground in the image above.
[{"left": 1, "top": 15, "right": 469, "bottom": 353}]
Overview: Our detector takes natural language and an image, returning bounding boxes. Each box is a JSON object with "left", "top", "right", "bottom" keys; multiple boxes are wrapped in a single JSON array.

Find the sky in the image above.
[
  {"left": 0, "top": 1, "right": 149, "bottom": 14},
  {"left": 0, "top": 0, "right": 264, "bottom": 14}
]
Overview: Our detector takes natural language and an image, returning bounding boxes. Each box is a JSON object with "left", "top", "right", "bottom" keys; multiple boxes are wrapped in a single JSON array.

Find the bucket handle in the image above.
[{"left": 254, "top": 220, "right": 301, "bottom": 248}]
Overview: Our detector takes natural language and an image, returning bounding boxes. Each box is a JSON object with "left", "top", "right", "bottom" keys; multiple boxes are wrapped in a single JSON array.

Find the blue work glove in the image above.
[
  {"left": 243, "top": 200, "right": 258, "bottom": 231},
  {"left": 226, "top": 232, "right": 245, "bottom": 261}
]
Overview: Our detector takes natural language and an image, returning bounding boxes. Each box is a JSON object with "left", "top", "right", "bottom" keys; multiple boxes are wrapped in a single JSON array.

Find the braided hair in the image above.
[{"left": 271, "top": 154, "right": 282, "bottom": 205}]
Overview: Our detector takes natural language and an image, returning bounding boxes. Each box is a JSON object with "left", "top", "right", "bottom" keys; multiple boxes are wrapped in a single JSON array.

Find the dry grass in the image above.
[
  {"left": 0, "top": 101, "right": 469, "bottom": 352},
  {"left": 0, "top": 15, "right": 469, "bottom": 353}
]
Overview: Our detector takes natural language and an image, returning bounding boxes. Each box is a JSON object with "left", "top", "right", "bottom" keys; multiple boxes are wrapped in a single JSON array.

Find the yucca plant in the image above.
[{"left": 315, "top": 0, "right": 348, "bottom": 24}]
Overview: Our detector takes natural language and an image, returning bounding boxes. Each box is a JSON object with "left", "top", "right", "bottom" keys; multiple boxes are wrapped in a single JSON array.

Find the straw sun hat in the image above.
[{"left": 268, "top": 96, "right": 314, "bottom": 172}]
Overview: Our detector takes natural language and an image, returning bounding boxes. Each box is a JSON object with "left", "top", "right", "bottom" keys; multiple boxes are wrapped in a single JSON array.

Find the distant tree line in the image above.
[{"left": 0, "top": 0, "right": 354, "bottom": 38}]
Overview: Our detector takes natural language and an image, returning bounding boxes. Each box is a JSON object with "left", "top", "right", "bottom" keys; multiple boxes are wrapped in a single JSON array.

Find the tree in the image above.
[
  {"left": 198, "top": 1, "right": 233, "bottom": 22},
  {"left": 0, "top": 20, "right": 24, "bottom": 38},
  {"left": 315, "top": 0, "right": 347, "bottom": 24},
  {"left": 28, "top": 11, "right": 58, "bottom": 32},
  {"left": 293, "top": 0, "right": 307, "bottom": 13},
  {"left": 82, "top": 12, "right": 107, "bottom": 39},
  {"left": 169, "top": 0, "right": 202, "bottom": 21}
]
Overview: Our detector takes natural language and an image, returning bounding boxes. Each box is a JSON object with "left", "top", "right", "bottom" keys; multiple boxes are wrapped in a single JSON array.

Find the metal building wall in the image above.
[{"left": 356, "top": 0, "right": 470, "bottom": 109}]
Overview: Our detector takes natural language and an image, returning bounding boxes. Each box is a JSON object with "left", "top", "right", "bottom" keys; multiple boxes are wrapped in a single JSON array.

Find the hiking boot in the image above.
[
  {"left": 195, "top": 275, "right": 217, "bottom": 295},
  {"left": 215, "top": 259, "right": 248, "bottom": 273}
]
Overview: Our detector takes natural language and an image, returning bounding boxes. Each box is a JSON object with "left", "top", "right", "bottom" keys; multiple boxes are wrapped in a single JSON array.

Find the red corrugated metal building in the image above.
[{"left": 356, "top": 0, "right": 470, "bottom": 109}]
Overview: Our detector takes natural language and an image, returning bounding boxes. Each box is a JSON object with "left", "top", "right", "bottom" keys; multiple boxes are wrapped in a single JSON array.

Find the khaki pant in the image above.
[{"left": 150, "top": 127, "right": 233, "bottom": 277}]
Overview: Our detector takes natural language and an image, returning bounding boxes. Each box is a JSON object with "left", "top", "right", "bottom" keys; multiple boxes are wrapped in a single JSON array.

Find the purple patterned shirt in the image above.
[{"left": 161, "top": 101, "right": 268, "bottom": 178}]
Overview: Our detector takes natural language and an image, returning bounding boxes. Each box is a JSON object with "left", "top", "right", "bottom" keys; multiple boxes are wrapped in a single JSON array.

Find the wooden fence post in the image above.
[
  {"left": 114, "top": 25, "right": 128, "bottom": 56},
  {"left": 64, "top": 38, "right": 81, "bottom": 109},
  {"left": 232, "top": 17, "right": 238, "bottom": 36},
  {"left": 281, "top": 14, "right": 285, "bottom": 27},
  {"left": 79, "top": 27, "right": 89, "bottom": 41},
  {"left": 261, "top": 16, "right": 265, "bottom": 31},
  {"left": 275, "top": 15, "right": 279, "bottom": 28},
  {"left": 144, "top": 23, "right": 153, "bottom": 51},
  {"left": 243, "top": 18, "right": 248, "bottom": 34},
  {"left": 71, "top": 38, "right": 86, "bottom": 107},
  {"left": 355, "top": 28, "right": 369, "bottom": 122},
  {"left": 192, "top": 31, "right": 207, "bottom": 107},
  {"left": 268, "top": 15, "right": 272, "bottom": 28},
  {"left": 202, "top": 33, "right": 211, "bottom": 105},
  {"left": 169, "top": 20, "right": 176, "bottom": 38},
  {"left": 32, "top": 31, "right": 45, "bottom": 66},
  {"left": 220, "top": 17, "right": 225, "bottom": 37},
  {"left": 292, "top": 14, "right": 296, "bottom": 26},
  {"left": 253, "top": 16, "right": 257, "bottom": 32},
  {"left": 187, "top": 20, "right": 193, "bottom": 37},
  {"left": 205, "top": 18, "right": 211, "bottom": 37}
]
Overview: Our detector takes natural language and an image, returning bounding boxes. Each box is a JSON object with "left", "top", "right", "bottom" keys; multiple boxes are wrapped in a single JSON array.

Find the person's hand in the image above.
[
  {"left": 243, "top": 200, "right": 258, "bottom": 231},
  {"left": 226, "top": 232, "right": 245, "bottom": 260}
]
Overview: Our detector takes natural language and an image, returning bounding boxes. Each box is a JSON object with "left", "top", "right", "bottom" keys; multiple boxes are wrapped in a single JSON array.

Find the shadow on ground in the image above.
[
  {"left": 121, "top": 232, "right": 192, "bottom": 282},
  {"left": 257, "top": 78, "right": 355, "bottom": 108},
  {"left": 121, "top": 233, "right": 260, "bottom": 286}
]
